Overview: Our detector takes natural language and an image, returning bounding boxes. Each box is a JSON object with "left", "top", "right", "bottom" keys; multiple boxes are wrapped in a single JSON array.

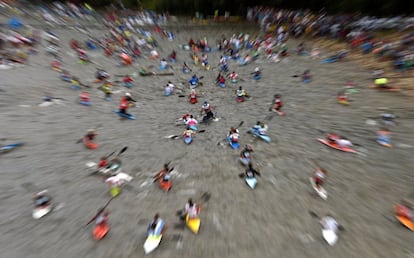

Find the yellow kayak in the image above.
[
  {"left": 338, "top": 99, "right": 349, "bottom": 105},
  {"left": 186, "top": 214, "right": 200, "bottom": 234}
]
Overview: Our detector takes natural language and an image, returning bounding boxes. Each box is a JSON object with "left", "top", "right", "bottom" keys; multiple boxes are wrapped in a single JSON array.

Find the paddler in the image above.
[
  {"left": 185, "top": 198, "right": 200, "bottom": 219},
  {"left": 160, "top": 58, "right": 168, "bottom": 70},
  {"left": 98, "top": 156, "right": 108, "bottom": 170},
  {"left": 398, "top": 199, "right": 414, "bottom": 221},
  {"left": 252, "top": 121, "right": 268, "bottom": 135},
  {"left": 33, "top": 190, "right": 52, "bottom": 208},
  {"left": 85, "top": 129, "right": 97, "bottom": 141},
  {"left": 229, "top": 71, "right": 239, "bottom": 83},
  {"left": 320, "top": 213, "right": 339, "bottom": 234},
  {"left": 337, "top": 90, "right": 348, "bottom": 103},
  {"left": 189, "top": 74, "right": 199, "bottom": 88},
  {"left": 183, "top": 62, "right": 191, "bottom": 74},
  {"left": 235, "top": 86, "right": 247, "bottom": 101},
  {"left": 153, "top": 163, "right": 173, "bottom": 183},
  {"left": 200, "top": 100, "right": 216, "bottom": 122},
  {"left": 302, "top": 69, "right": 312, "bottom": 82},
  {"left": 79, "top": 92, "right": 90, "bottom": 105},
  {"left": 169, "top": 50, "right": 177, "bottom": 63},
  {"left": 119, "top": 92, "right": 136, "bottom": 115},
  {"left": 96, "top": 68, "right": 110, "bottom": 81},
  {"left": 123, "top": 75, "right": 134, "bottom": 88},
  {"left": 188, "top": 89, "right": 198, "bottom": 104},
  {"left": 94, "top": 208, "right": 109, "bottom": 227},
  {"left": 147, "top": 213, "right": 166, "bottom": 235},
  {"left": 185, "top": 115, "right": 198, "bottom": 127},
  {"left": 183, "top": 126, "right": 195, "bottom": 139},
  {"left": 326, "top": 134, "right": 353, "bottom": 148},
  {"left": 270, "top": 94, "right": 283, "bottom": 114},
  {"left": 244, "top": 163, "right": 261, "bottom": 178},
  {"left": 381, "top": 113, "right": 396, "bottom": 126},
  {"left": 216, "top": 73, "right": 226, "bottom": 87},
  {"left": 201, "top": 53, "right": 209, "bottom": 70},
  {"left": 102, "top": 80, "right": 113, "bottom": 101},
  {"left": 377, "top": 128, "right": 392, "bottom": 145},
  {"left": 252, "top": 67, "right": 261, "bottom": 80},
  {"left": 227, "top": 127, "right": 240, "bottom": 143},
  {"left": 240, "top": 145, "right": 254, "bottom": 165},
  {"left": 312, "top": 167, "right": 328, "bottom": 190}
]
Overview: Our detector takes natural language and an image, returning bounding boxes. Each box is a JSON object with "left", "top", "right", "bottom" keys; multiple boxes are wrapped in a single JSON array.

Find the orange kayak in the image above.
[
  {"left": 93, "top": 224, "right": 110, "bottom": 240},
  {"left": 396, "top": 216, "right": 414, "bottom": 231},
  {"left": 395, "top": 205, "right": 414, "bottom": 231},
  {"left": 159, "top": 179, "right": 172, "bottom": 192},
  {"left": 317, "top": 138, "right": 357, "bottom": 153},
  {"left": 83, "top": 137, "right": 98, "bottom": 149}
]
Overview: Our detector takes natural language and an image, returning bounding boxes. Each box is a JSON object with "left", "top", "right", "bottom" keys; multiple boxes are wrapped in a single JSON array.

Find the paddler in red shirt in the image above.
[{"left": 119, "top": 93, "right": 136, "bottom": 115}]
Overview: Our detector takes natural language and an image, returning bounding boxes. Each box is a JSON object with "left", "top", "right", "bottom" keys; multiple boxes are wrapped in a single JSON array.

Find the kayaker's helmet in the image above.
[
  {"left": 125, "top": 92, "right": 131, "bottom": 97},
  {"left": 87, "top": 128, "right": 95, "bottom": 133},
  {"left": 245, "top": 144, "right": 253, "bottom": 151},
  {"left": 255, "top": 67, "right": 259, "bottom": 72}
]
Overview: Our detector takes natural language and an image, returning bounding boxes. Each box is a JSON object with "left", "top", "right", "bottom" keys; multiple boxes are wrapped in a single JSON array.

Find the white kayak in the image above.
[
  {"left": 310, "top": 177, "right": 328, "bottom": 200},
  {"left": 144, "top": 220, "right": 165, "bottom": 254},
  {"left": 245, "top": 177, "right": 257, "bottom": 189},
  {"left": 322, "top": 229, "right": 338, "bottom": 246},
  {"left": 32, "top": 205, "right": 53, "bottom": 219}
]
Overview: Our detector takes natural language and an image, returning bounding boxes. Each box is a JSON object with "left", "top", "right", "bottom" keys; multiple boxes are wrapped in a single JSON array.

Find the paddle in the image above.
[
  {"left": 166, "top": 130, "right": 206, "bottom": 140},
  {"left": 152, "top": 166, "right": 175, "bottom": 183},
  {"left": 85, "top": 196, "right": 116, "bottom": 226},
  {"left": 88, "top": 147, "right": 128, "bottom": 176},
  {"left": 309, "top": 210, "right": 345, "bottom": 231}
]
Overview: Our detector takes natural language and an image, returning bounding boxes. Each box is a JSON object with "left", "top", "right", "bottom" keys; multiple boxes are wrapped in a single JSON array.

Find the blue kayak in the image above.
[
  {"left": 217, "top": 82, "right": 225, "bottom": 88},
  {"left": 227, "top": 137, "right": 240, "bottom": 149},
  {"left": 184, "top": 136, "right": 192, "bottom": 145},
  {"left": 245, "top": 176, "right": 257, "bottom": 189},
  {"left": 113, "top": 110, "right": 136, "bottom": 120},
  {"left": 1, "top": 142, "right": 24, "bottom": 153},
  {"left": 189, "top": 125, "right": 198, "bottom": 131},
  {"left": 249, "top": 128, "right": 271, "bottom": 143},
  {"left": 79, "top": 100, "right": 90, "bottom": 106}
]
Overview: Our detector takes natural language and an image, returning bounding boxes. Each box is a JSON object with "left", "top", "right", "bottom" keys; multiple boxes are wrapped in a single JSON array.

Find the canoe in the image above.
[
  {"left": 249, "top": 128, "right": 271, "bottom": 143},
  {"left": 32, "top": 204, "right": 53, "bottom": 219},
  {"left": 186, "top": 214, "right": 201, "bottom": 234},
  {"left": 322, "top": 229, "right": 338, "bottom": 246},
  {"left": 310, "top": 177, "right": 328, "bottom": 200},
  {"left": 113, "top": 110, "right": 136, "bottom": 120},
  {"left": 184, "top": 136, "right": 192, "bottom": 145},
  {"left": 245, "top": 176, "right": 257, "bottom": 189},
  {"left": 1, "top": 142, "right": 24, "bottom": 153},
  {"left": 83, "top": 137, "right": 98, "bottom": 149},
  {"left": 317, "top": 138, "right": 357, "bottom": 153},
  {"left": 93, "top": 224, "right": 110, "bottom": 240}
]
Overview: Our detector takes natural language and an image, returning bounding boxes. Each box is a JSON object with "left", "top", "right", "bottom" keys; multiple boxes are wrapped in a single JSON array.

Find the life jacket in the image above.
[
  {"left": 230, "top": 133, "right": 239, "bottom": 142},
  {"left": 119, "top": 98, "right": 129, "bottom": 109}
]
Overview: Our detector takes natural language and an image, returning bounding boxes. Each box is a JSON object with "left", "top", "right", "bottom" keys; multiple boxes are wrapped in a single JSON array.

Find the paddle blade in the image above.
[
  {"left": 200, "top": 192, "right": 211, "bottom": 203},
  {"left": 308, "top": 210, "right": 319, "bottom": 219},
  {"left": 118, "top": 146, "right": 128, "bottom": 155},
  {"left": 238, "top": 173, "right": 245, "bottom": 178},
  {"left": 199, "top": 130, "right": 206, "bottom": 133},
  {"left": 237, "top": 121, "right": 244, "bottom": 128},
  {"left": 105, "top": 151, "right": 115, "bottom": 159}
]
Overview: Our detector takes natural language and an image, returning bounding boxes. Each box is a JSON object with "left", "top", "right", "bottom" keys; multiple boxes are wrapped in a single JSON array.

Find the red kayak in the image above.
[
  {"left": 317, "top": 138, "right": 357, "bottom": 153},
  {"left": 236, "top": 96, "right": 245, "bottom": 103},
  {"left": 93, "top": 224, "right": 110, "bottom": 240},
  {"left": 83, "top": 137, "right": 98, "bottom": 149}
]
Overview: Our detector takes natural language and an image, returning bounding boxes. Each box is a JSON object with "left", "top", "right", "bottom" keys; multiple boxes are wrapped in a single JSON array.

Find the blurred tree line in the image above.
[{"left": 53, "top": 0, "right": 414, "bottom": 16}]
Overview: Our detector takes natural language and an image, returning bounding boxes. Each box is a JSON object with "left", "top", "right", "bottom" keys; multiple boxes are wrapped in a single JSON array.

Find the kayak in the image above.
[
  {"left": 249, "top": 128, "right": 271, "bottom": 143},
  {"left": 245, "top": 176, "right": 257, "bottom": 189},
  {"left": 377, "top": 139, "right": 392, "bottom": 148},
  {"left": 186, "top": 214, "right": 201, "bottom": 234},
  {"left": 396, "top": 215, "right": 414, "bottom": 231},
  {"left": 113, "top": 110, "right": 136, "bottom": 120},
  {"left": 303, "top": 78, "right": 312, "bottom": 83},
  {"left": 217, "top": 82, "right": 225, "bottom": 88},
  {"left": 337, "top": 99, "right": 349, "bottom": 105},
  {"left": 236, "top": 96, "right": 245, "bottom": 102},
  {"left": 184, "top": 136, "right": 192, "bottom": 145},
  {"left": 395, "top": 204, "right": 414, "bottom": 231},
  {"left": 189, "top": 125, "right": 198, "bottom": 131},
  {"left": 227, "top": 137, "right": 240, "bottom": 149},
  {"left": 239, "top": 157, "right": 251, "bottom": 166},
  {"left": 79, "top": 100, "right": 91, "bottom": 106},
  {"left": 368, "top": 84, "right": 400, "bottom": 92},
  {"left": 310, "top": 177, "right": 328, "bottom": 200},
  {"left": 253, "top": 75, "right": 261, "bottom": 80},
  {"left": 159, "top": 178, "right": 172, "bottom": 191},
  {"left": 317, "top": 138, "right": 357, "bottom": 153},
  {"left": 93, "top": 223, "right": 110, "bottom": 240},
  {"left": 1, "top": 142, "right": 24, "bottom": 153},
  {"left": 144, "top": 220, "right": 165, "bottom": 254},
  {"left": 322, "top": 229, "right": 338, "bottom": 246},
  {"left": 32, "top": 204, "right": 53, "bottom": 219},
  {"left": 231, "top": 79, "right": 238, "bottom": 83},
  {"left": 83, "top": 137, "right": 98, "bottom": 149}
]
